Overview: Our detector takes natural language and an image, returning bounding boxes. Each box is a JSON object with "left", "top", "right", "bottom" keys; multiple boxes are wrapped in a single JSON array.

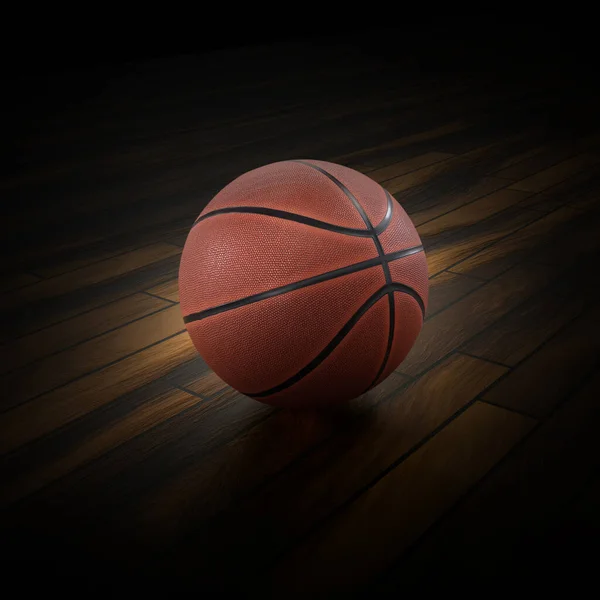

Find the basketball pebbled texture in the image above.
[{"left": 179, "top": 159, "right": 428, "bottom": 408}]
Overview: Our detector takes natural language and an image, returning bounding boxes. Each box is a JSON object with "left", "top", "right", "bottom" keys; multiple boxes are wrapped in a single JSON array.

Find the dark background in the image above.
[{"left": 4, "top": 16, "right": 597, "bottom": 192}]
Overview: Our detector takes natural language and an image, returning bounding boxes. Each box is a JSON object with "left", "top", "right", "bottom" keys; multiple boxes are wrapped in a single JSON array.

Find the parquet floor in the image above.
[{"left": 2, "top": 37, "right": 599, "bottom": 594}]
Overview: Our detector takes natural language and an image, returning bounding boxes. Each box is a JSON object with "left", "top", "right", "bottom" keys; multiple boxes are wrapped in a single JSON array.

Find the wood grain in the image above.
[
  {"left": 145, "top": 279, "right": 179, "bottom": 302},
  {"left": 482, "top": 303, "right": 600, "bottom": 418},
  {"left": 516, "top": 168, "right": 600, "bottom": 213},
  {"left": 158, "top": 355, "right": 506, "bottom": 583},
  {"left": 398, "top": 263, "right": 555, "bottom": 377},
  {"left": 2, "top": 305, "right": 184, "bottom": 408},
  {"left": 1, "top": 253, "right": 181, "bottom": 340},
  {"left": 485, "top": 144, "right": 548, "bottom": 176},
  {"left": 2, "top": 292, "right": 170, "bottom": 374},
  {"left": 426, "top": 271, "right": 483, "bottom": 318},
  {"left": 0, "top": 387, "right": 200, "bottom": 508},
  {"left": 388, "top": 132, "right": 540, "bottom": 206},
  {"left": 386, "top": 147, "right": 488, "bottom": 195},
  {"left": 137, "top": 371, "right": 412, "bottom": 548},
  {"left": 492, "top": 141, "right": 596, "bottom": 181},
  {"left": 507, "top": 153, "right": 599, "bottom": 193},
  {"left": 448, "top": 205, "right": 583, "bottom": 279},
  {"left": 410, "top": 176, "right": 509, "bottom": 226},
  {"left": 1, "top": 243, "right": 181, "bottom": 308},
  {"left": 423, "top": 206, "right": 540, "bottom": 276},
  {"left": 0, "top": 332, "right": 194, "bottom": 455},
  {"left": 270, "top": 401, "right": 534, "bottom": 596},
  {"left": 529, "top": 204, "right": 600, "bottom": 266},
  {"left": 16, "top": 386, "right": 280, "bottom": 545},
  {"left": 416, "top": 188, "right": 530, "bottom": 238},
  {"left": 377, "top": 369, "right": 600, "bottom": 590},
  {"left": 366, "top": 152, "right": 455, "bottom": 182},
  {"left": 333, "top": 121, "right": 468, "bottom": 166},
  {"left": 179, "top": 370, "right": 229, "bottom": 399},
  {"left": 463, "top": 278, "right": 589, "bottom": 366}
]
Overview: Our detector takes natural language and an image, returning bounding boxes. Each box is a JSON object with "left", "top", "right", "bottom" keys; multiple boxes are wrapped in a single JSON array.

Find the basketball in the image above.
[{"left": 178, "top": 160, "right": 428, "bottom": 408}]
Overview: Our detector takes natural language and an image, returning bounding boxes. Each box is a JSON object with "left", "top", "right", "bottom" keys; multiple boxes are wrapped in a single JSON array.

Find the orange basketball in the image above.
[{"left": 179, "top": 160, "right": 428, "bottom": 408}]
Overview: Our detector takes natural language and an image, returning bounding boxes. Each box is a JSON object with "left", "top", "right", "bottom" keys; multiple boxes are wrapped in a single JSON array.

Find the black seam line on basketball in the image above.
[
  {"left": 292, "top": 160, "right": 392, "bottom": 281},
  {"left": 367, "top": 191, "right": 393, "bottom": 390},
  {"left": 182, "top": 245, "right": 424, "bottom": 324},
  {"left": 245, "top": 284, "right": 424, "bottom": 399},
  {"left": 190, "top": 195, "right": 393, "bottom": 237},
  {"left": 378, "top": 190, "right": 395, "bottom": 234},
  {"left": 365, "top": 292, "right": 395, "bottom": 393},
  {"left": 292, "top": 160, "right": 396, "bottom": 388},
  {"left": 292, "top": 160, "right": 375, "bottom": 230}
]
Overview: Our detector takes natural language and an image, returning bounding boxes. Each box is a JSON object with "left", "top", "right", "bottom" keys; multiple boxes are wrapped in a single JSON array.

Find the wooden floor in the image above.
[{"left": 2, "top": 37, "right": 600, "bottom": 594}]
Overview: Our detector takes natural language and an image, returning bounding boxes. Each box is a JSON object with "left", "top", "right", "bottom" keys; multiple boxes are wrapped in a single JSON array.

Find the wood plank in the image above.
[
  {"left": 463, "top": 274, "right": 590, "bottom": 366},
  {"left": 156, "top": 355, "right": 506, "bottom": 582},
  {"left": 397, "top": 263, "right": 555, "bottom": 377},
  {"left": 0, "top": 387, "right": 201, "bottom": 509},
  {"left": 18, "top": 386, "right": 285, "bottom": 549},
  {"left": 269, "top": 401, "right": 534, "bottom": 596},
  {"left": 426, "top": 271, "right": 483, "bottom": 318},
  {"left": 430, "top": 125, "right": 506, "bottom": 155},
  {"left": 518, "top": 192, "right": 568, "bottom": 213},
  {"left": 333, "top": 121, "right": 468, "bottom": 165},
  {"left": 365, "top": 152, "right": 455, "bottom": 182},
  {"left": 1, "top": 243, "right": 181, "bottom": 308},
  {"left": 484, "top": 144, "right": 548, "bottom": 176},
  {"left": 516, "top": 168, "right": 600, "bottom": 213},
  {"left": 568, "top": 192, "right": 600, "bottom": 213},
  {"left": 377, "top": 370, "right": 600, "bottom": 590},
  {"left": 492, "top": 145, "right": 592, "bottom": 181},
  {"left": 492, "top": 152, "right": 563, "bottom": 181},
  {"left": 1, "top": 253, "right": 181, "bottom": 341},
  {"left": 0, "top": 332, "right": 195, "bottom": 456},
  {"left": 34, "top": 244, "right": 143, "bottom": 278},
  {"left": 180, "top": 370, "right": 229, "bottom": 398},
  {"left": 136, "top": 372, "right": 411, "bottom": 548},
  {"left": 386, "top": 149, "right": 482, "bottom": 195},
  {"left": 0, "top": 273, "right": 40, "bottom": 293},
  {"left": 423, "top": 206, "right": 540, "bottom": 276},
  {"left": 447, "top": 205, "right": 583, "bottom": 279},
  {"left": 2, "top": 305, "right": 184, "bottom": 409},
  {"left": 0, "top": 357, "right": 210, "bottom": 490},
  {"left": 416, "top": 188, "right": 530, "bottom": 238},
  {"left": 0, "top": 341, "right": 235, "bottom": 470},
  {"left": 385, "top": 133, "right": 537, "bottom": 200},
  {"left": 2, "top": 293, "right": 169, "bottom": 374},
  {"left": 529, "top": 205, "right": 600, "bottom": 267},
  {"left": 507, "top": 153, "right": 599, "bottom": 193},
  {"left": 163, "top": 231, "right": 188, "bottom": 247},
  {"left": 410, "top": 177, "right": 509, "bottom": 226},
  {"left": 482, "top": 304, "right": 600, "bottom": 418},
  {"left": 146, "top": 279, "right": 179, "bottom": 302}
]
